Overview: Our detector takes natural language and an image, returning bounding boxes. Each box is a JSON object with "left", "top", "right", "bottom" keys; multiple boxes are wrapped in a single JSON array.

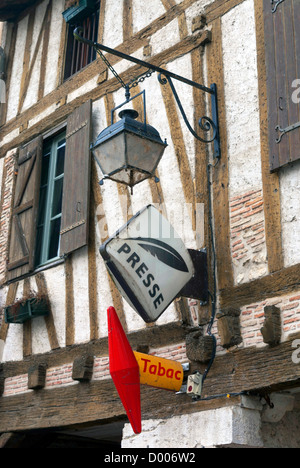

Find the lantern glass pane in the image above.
[
  {"left": 109, "top": 169, "right": 150, "bottom": 186},
  {"left": 126, "top": 133, "right": 166, "bottom": 173},
  {"left": 93, "top": 134, "right": 126, "bottom": 176}
]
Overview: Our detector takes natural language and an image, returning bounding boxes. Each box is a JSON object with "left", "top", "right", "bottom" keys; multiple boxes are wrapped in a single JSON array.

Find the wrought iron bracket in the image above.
[
  {"left": 74, "top": 27, "right": 221, "bottom": 159},
  {"left": 271, "top": 0, "right": 285, "bottom": 13},
  {"left": 275, "top": 121, "right": 300, "bottom": 143}
]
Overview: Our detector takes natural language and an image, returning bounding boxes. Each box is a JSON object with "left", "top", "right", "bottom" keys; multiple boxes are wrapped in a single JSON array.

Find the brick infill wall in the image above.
[
  {"left": 241, "top": 293, "right": 300, "bottom": 347},
  {"left": 0, "top": 150, "right": 16, "bottom": 286},
  {"left": 2, "top": 343, "right": 187, "bottom": 396},
  {"left": 230, "top": 189, "right": 268, "bottom": 284}
]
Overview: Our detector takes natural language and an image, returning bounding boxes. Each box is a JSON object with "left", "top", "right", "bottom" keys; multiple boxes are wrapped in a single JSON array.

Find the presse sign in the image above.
[{"left": 100, "top": 205, "right": 194, "bottom": 322}]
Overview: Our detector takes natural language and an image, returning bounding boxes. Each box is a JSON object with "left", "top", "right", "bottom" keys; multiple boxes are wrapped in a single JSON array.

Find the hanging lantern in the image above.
[{"left": 90, "top": 91, "right": 168, "bottom": 193}]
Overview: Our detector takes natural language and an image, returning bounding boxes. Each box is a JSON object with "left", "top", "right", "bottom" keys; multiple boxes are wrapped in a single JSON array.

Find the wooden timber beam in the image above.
[
  {"left": 0, "top": 380, "right": 243, "bottom": 433},
  {"left": 0, "top": 333, "right": 299, "bottom": 432},
  {"left": 220, "top": 263, "right": 300, "bottom": 310},
  {"left": 0, "top": 0, "right": 38, "bottom": 21},
  {"left": 1, "top": 321, "right": 187, "bottom": 378}
]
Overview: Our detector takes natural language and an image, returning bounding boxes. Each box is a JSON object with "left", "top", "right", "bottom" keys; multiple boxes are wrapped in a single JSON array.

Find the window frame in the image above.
[
  {"left": 35, "top": 130, "right": 66, "bottom": 269},
  {"left": 63, "top": 0, "right": 100, "bottom": 81},
  {"left": 6, "top": 100, "right": 92, "bottom": 283}
]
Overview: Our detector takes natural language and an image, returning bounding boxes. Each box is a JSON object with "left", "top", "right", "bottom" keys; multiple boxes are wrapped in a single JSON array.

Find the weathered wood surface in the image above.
[
  {"left": 220, "top": 263, "right": 300, "bottom": 309},
  {"left": 6, "top": 136, "right": 42, "bottom": 281},
  {"left": 261, "top": 305, "right": 282, "bottom": 346},
  {"left": 0, "top": 333, "right": 299, "bottom": 432},
  {"left": 0, "top": 378, "right": 243, "bottom": 433},
  {"left": 60, "top": 100, "right": 92, "bottom": 256},
  {"left": 72, "top": 355, "right": 94, "bottom": 382},
  {"left": 2, "top": 321, "right": 187, "bottom": 378},
  {"left": 27, "top": 363, "right": 47, "bottom": 390},
  {"left": 185, "top": 331, "right": 215, "bottom": 363},
  {"left": 263, "top": 0, "right": 300, "bottom": 171},
  {"left": 254, "top": 0, "right": 283, "bottom": 274},
  {"left": 193, "top": 333, "right": 300, "bottom": 397},
  {"left": 217, "top": 315, "right": 242, "bottom": 349}
]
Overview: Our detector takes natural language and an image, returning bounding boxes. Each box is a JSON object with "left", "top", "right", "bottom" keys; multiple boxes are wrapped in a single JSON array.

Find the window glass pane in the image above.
[
  {"left": 52, "top": 178, "right": 64, "bottom": 218},
  {"left": 37, "top": 186, "right": 47, "bottom": 225},
  {"left": 35, "top": 130, "right": 66, "bottom": 267},
  {"left": 55, "top": 139, "right": 66, "bottom": 177},
  {"left": 48, "top": 217, "right": 61, "bottom": 260},
  {"left": 41, "top": 151, "right": 50, "bottom": 186},
  {"left": 35, "top": 226, "right": 44, "bottom": 267}
]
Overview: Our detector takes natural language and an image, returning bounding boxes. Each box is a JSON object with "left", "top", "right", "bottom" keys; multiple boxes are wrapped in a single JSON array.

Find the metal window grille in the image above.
[{"left": 64, "top": 2, "right": 100, "bottom": 80}]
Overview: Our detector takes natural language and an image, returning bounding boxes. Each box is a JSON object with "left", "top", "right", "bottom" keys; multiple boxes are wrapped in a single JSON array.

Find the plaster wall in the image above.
[
  {"left": 102, "top": 0, "right": 124, "bottom": 48},
  {"left": 39, "top": 265, "right": 66, "bottom": 347},
  {"left": 221, "top": 0, "right": 268, "bottom": 284},
  {"left": 132, "top": 0, "right": 165, "bottom": 36},
  {"left": 44, "top": 0, "right": 64, "bottom": 96},
  {"left": 0, "top": 20, "right": 8, "bottom": 48},
  {"left": 0, "top": 20, "right": 6, "bottom": 110},
  {"left": 122, "top": 394, "right": 300, "bottom": 448},
  {"left": 5, "top": 0, "right": 64, "bottom": 120},
  {"left": 279, "top": 160, "right": 300, "bottom": 268},
  {"left": 185, "top": 0, "right": 214, "bottom": 36},
  {"left": 6, "top": 15, "right": 27, "bottom": 121},
  {"left": 122, "top": 405, "right": 263, "bottom": 448},
  {"left": 0, "top": 153, "right": 3, "bottom": 188},
  {"left": 21, "top": 0, "right": 48, "bottom": 111},
  {"left": 222, "top": 0, "right": 262, "bottom": 198}
]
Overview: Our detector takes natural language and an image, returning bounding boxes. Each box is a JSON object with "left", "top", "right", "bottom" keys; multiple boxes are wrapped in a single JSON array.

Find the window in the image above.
[
  {"left": 35, "top": 132, "right": 66, "bottom": 267},
  {"left": 7, "top": 100, "right": 92, "bottom": 282},
  {"left": 263, "top": 0, "right": 300, "bottom": 170},
  {"left": 63, "top": 1, "right": 100, "bottom": 80}
]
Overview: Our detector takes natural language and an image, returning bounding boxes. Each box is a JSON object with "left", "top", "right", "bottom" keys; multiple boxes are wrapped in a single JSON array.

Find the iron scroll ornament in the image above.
[
  {"left": 73, "top": 27, "right": 221, "bottom": 159},
  {"left": 158, "top": 73, "right": 218, "bottom": 144},
  {"left": 271, "top": 0, "right": 285, "bottom": 13}
]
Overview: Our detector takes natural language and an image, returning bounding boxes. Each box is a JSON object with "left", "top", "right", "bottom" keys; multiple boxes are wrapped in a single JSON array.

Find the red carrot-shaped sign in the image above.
[{"left": 107, "top": 306, "right": 142, "bottom": 434}]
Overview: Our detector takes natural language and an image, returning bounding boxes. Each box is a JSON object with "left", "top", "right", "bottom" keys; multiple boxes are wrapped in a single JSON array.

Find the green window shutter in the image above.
[
  {"left": 62, "top": 0, "right": 96, "bottom": 24},
  {"left": 59, "top": 100, "right": 92, "bottom": 256},
  {"left": 264, "top": 0, "right": 300, "bottom": 171},
  {"left": 7, "top": 136, "right": 43, "bottom": 281}
]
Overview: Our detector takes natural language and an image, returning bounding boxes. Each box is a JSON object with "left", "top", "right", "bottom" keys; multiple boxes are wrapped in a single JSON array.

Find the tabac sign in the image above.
[
  {"left": 100, "top": 205, "right": 194, "bottom": 322},
  {"left": 134, "top": 352, "right": 184, "bottom": 392}
]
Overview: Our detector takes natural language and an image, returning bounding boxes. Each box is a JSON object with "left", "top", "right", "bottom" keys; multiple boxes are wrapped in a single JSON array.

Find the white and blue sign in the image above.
[{"left": 100, "top": 205, "right": 194, "bottom": 322}]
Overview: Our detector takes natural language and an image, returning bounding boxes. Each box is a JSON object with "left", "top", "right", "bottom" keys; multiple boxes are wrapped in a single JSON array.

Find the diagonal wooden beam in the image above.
[
  {"left": 0, "top": 282, "right": 19, "bottom": 341},
  {"left": 18, "top": 0, "right": 52, "bottom": 113}
]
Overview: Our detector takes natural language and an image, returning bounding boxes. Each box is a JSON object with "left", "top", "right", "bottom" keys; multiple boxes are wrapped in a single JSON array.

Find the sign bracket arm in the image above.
[{"left": 73, "top": 27, "right": 220, "bottom": 159}]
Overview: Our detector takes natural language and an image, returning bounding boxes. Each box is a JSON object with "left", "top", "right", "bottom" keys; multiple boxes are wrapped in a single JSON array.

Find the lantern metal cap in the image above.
[{"left": 91, "top": 109, "right": 167, "bottom": 150}]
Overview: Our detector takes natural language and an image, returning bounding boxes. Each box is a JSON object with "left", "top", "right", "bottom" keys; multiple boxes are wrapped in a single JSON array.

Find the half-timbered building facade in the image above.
[{"left": 0, "top": 0, "right": 300, "bottom": 448}]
